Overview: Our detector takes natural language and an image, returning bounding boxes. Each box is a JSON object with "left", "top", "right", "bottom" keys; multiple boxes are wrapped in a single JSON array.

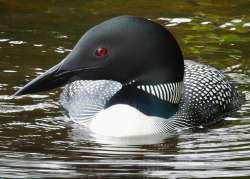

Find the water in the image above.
[{"left": 0, "top": 0, "right": 250, "bottom": 178}]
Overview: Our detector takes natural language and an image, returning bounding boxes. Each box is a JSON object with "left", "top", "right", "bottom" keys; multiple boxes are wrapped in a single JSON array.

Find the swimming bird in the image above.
[{"left": 14, "top": 15, "right": 240, "bottom": 137}]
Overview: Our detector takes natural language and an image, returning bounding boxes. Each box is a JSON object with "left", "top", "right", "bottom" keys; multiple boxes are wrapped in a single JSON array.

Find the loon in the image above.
[{"left": 14, "top": 15, "right": 240, "bottom": 137}]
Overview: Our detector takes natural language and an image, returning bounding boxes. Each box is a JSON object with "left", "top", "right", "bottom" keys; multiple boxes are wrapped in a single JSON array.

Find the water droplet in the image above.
[
  {"left": 231, "top": 19, "right": 242, "bottom": 23},
  {"left": 8, "top": 41, "right": 26, "bottom": 45},
  {"left": 33, "top": 44, "right": 43, "bottom": 47},
  {"left": 243, "top": 23, "right": 250, "bottom": 27},
  {"left": 3, "top": 70, "right": 17, "bottom": 73},
  {"left": 201, "top": 21, "right": 211, "bottom": 25},
  {"left": 219, "top": 22, "right": 233, "bottom": 28},
  {"left": 0, "top": 39, "right": 9, "bottom": 42}
]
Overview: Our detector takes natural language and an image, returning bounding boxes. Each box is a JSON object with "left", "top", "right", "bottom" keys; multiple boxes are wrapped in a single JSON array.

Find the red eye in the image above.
[{"left": 95, "top": 47, "right": 108, "bottom": 57}]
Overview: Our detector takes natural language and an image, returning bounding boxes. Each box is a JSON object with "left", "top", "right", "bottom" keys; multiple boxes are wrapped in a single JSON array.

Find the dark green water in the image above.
[{"left": 0, "top": 0, "right": 250, "bottom": 178}]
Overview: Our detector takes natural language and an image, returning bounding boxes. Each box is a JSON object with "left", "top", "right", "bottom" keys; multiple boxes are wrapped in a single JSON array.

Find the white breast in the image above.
[
  {"left": 88, "top": 104, "right": 167, "bottom": 137},
  {"left": 60, "top": 80, "right": 177, "bottom": 138}
]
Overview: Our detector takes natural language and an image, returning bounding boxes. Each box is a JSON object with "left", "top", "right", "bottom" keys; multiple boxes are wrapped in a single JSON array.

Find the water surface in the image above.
[{"left": 0, "top": 0, "right": 250, "bottom": 178}]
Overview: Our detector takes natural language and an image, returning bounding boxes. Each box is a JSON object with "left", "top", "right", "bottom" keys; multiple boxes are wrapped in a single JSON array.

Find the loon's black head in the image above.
[{"left": 14, "top": 15, "right": 184, "bottom": 96}]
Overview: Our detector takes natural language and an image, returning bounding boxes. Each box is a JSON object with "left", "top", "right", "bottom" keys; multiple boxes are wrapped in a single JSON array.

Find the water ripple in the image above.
[{"left": 0, "top": 103, "right": 57, "bottom": 113}]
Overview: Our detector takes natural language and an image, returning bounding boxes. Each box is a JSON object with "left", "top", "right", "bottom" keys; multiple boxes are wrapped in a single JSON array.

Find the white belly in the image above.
[{"left": 88, "top": 104, "right": 167, "bottom": 137}]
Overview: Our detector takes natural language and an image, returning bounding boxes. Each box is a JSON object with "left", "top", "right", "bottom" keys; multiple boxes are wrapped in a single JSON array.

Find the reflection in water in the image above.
[
  {"left": 0, "top": 0, "right": 249, "bottom": 178},
  {"left": 69, "top": 123, "right": 178, "bottom": 145}
]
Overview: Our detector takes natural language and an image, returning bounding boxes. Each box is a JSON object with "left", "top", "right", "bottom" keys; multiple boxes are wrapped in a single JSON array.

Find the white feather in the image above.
[{"left": 89, "top": 104, "right": 167, "bottom": 137}]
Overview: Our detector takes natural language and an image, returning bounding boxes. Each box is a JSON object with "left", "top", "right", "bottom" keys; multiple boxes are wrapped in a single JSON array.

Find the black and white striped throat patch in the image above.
[{"left": 136, "top": 82, "right": 183, "bottom": 104}]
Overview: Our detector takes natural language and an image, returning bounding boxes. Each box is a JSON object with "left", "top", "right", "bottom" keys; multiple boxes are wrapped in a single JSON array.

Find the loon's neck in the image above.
[
  {"left": 106, "top": 81, "right": 183, "bottom": 119},
  {"left": 60, "top": 80, "right": 183, "bottom": 121}
]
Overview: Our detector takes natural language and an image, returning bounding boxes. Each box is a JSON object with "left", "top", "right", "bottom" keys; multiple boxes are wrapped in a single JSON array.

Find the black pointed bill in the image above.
[{"left": 14, "top": 62, "right": 73, "bottom": 96}]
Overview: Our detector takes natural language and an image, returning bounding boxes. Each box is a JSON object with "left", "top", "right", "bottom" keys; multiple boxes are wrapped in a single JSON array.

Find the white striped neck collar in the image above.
[{"left": 134, "top": 81, "right": 183, "bottom": 104}]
